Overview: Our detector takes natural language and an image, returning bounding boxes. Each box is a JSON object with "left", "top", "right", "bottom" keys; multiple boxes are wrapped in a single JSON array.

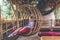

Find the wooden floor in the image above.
[
  {"left": 41, "top": 36, "right": 60, "bottom": 40},
  {"left": 17, "top": 36, "right": 39, "bottom": 40},
  {"left": 17, "top": 33, "right": 40, "bottom": 40},
  {"left": 17, "top": 36, "right": 60, "bottom": 40}
]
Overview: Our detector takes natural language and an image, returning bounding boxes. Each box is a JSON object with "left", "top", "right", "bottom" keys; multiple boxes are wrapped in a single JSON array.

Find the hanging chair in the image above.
[
  {"left": 19, "top": 5, "right": 42, "bottom": 36},
  {"left": 18, "top": 5, "right": 42, "bottom": 36},
  {"left": 8, "top": 0, "right": 43, "bottom": 36}
]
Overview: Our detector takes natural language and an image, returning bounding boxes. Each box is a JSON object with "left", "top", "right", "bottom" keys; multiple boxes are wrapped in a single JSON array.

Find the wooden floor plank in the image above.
[{"left": 42, "top": 36, "right": 60, "bottom": 40}]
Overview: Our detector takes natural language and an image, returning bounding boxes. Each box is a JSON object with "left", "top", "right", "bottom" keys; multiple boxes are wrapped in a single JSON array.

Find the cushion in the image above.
[{"left": 38, "top": 32, "right": 60, "bottom": 36}]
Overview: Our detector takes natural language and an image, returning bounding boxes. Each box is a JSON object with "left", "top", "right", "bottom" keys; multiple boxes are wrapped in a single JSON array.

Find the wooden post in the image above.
[
  {"left": 6, "top": 17, "right": 8, "bottom": 35},
  {"left": 0, "top": 4, "right": 1, "bottom": 40},
  {"left": 0, "top": 5, "right": 3, "bottom": 40},
  {"left": 16, "top": 6, "right": 19, "bottom": 28}
]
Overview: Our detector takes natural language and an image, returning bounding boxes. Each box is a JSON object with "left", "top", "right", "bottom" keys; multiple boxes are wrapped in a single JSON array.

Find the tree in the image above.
[{"left": 1, "top": 0, "right": 14, "bottom": 19}]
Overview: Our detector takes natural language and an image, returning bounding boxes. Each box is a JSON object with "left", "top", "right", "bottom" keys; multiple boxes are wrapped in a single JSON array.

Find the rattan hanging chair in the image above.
[{"left": 19, "top": 5, "right": 42, "bottom": 36}]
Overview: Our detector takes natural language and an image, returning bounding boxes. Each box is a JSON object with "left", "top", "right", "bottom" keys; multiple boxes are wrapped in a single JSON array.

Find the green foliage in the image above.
[
  {"left": 56, "top": 8, "right": 60, "bottom": 19},
  {"left": 1, "top": 0, "right": 14, "bottom": 19}
]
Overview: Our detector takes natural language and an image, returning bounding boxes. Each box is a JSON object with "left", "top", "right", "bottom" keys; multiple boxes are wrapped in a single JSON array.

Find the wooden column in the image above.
[
  {"left": 0, "top": 5, "right": 1, "bottom": 40},
  {"left": 0, "top": 5, "right": 3, "bottom": 40},
  {"left": 16, "top": 5, "right": 19, "bottom": 28}
]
